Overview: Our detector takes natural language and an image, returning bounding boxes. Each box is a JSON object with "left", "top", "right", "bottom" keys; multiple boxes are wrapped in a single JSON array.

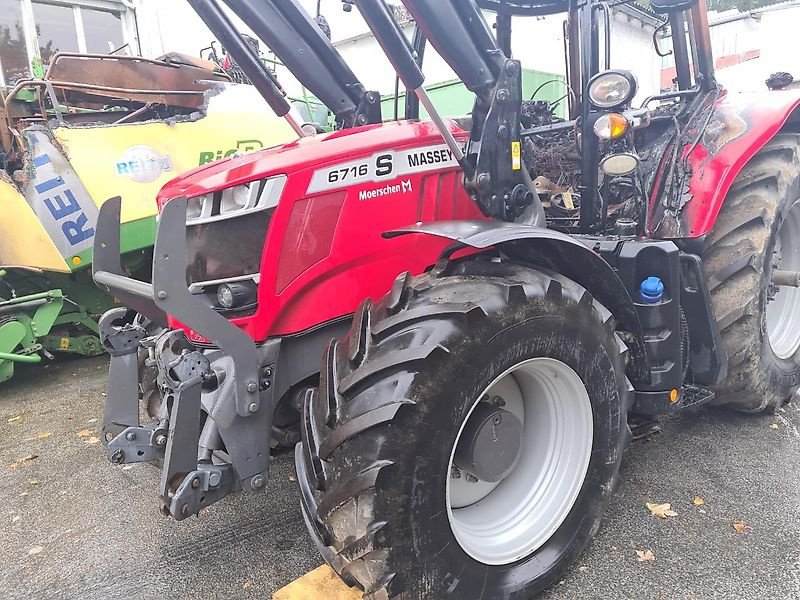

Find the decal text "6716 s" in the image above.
[{"left": 307, "top": 143, "right": 459, "bottom": 194}]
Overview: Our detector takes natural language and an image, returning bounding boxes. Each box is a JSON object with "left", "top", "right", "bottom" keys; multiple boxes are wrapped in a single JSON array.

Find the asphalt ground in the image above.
[{"left": 2, "top": 355, "right": 799, "bottom": 600}]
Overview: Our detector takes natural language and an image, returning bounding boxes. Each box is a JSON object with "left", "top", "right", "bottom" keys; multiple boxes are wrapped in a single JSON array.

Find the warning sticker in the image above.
[{"left": 511, "top": 141, "right": 522, "bottom": 171}]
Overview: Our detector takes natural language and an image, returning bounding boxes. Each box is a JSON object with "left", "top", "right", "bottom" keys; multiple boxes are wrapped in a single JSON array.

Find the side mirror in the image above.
[{"left": 650, "top": 0, "right": 698, "bottom": 14}]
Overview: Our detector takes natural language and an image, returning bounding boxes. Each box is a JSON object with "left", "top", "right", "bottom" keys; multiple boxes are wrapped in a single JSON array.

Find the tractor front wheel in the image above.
[
  {"left": 298, "top": 260, "right": 632, "bottom": 599},
  {"left": 705, "top": 134, "right": 800, "bottom": 412}
]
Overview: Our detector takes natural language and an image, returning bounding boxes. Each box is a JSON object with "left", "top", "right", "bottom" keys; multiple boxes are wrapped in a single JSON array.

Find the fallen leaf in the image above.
[
  {"left": 76, "top": 429, "right": 93, "bottom": 437},
  {"left": 35, "top": 432, "right": 52, "bottom": 440},
  {"left": 87, "top": 418, "right": 98, "bottom": 423},
  {"left": 645, "top": 502, "right": 678, "bottom": 519},
  {"left": 11, "top": 454, "right": 38, "bottom": 469},
  {"left": 12, "top": 515, "right": 20, "bottom": 523},
  {"left": 242, "top": 580, "right": 253, "bottom": 590},
  {"left": 28, "top": 546, "right": 43, "bottom": 556},
  {"left": 636, "top": 549, "right": 655, "bottom": 562},
  {"left": 7, "top": 415, "right": 21, "bottom": 424},
  {"left": 611, "top": 545, "right": 619, "bottom": 551},
  {"left": 85, "top": 436, "right": 100, "bottom": 445},
  {"left": 19, "top": 491, "right": 29, "bottom": 497},
  {"left": 693, "top": 496, "right": 705, "bottom": 506},
  {"left": 578, "top": 565, "right": 589, "bottom": 572},
  {"left": 770, "top": 423, "right": 779, "bottom": 430},
  {"left": 198, "top": 508, "right": 210, "bottom": 518},
  {"left": 699, "top": 509, "right": 707, "bottom": 515},
  {"left": 28, "top": 480, "right": 39, "bottom": 486},
  {"left": 288, "top": 475, "right": 296, "bottom": 482},
  {"left": 733, "top": 520, "right": 752, "bottom": 534},
  {"left": 122, "top": 465, "right": 134, "bottom": 471}
]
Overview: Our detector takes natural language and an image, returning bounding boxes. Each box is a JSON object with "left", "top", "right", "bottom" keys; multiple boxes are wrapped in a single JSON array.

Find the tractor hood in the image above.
[{"left": 157, "top": 119, "right": 468, "bottom": 205}]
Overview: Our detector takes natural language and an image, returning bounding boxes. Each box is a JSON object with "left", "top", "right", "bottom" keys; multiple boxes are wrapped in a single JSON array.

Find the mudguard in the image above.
[
  {"left": 650, "top": 88, "right": 800, "bottom": 239},
  {"left": 386, "top": 220, "right": 651, "bottom": 384}
]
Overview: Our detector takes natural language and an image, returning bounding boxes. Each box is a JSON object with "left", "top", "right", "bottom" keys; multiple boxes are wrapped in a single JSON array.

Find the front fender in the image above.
[
  {"left": 386, "top": 221, "right": 650, "bottom": 384},
  {"left": 651, "top": 88, "right": 800, "bottom": 239}
]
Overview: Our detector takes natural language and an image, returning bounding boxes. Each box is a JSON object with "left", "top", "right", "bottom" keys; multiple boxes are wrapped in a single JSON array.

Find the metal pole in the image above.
[
  {"left": 690, "top": 0, "right": 715, "bottom": 88},
  {"left": 669, "top": 12, "right": 692, "bottom": 90},
  {"left": 415, "top": 87, "right": 464, "bottom": 162},
  {"left": 0, "top": 352, "right": 41, "bottom": 364}
]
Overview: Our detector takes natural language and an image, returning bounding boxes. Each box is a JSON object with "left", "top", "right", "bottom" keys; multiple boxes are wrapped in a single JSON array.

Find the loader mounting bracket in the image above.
[{"left": 465, "top": 58, "right": 533, "bottom": 221}]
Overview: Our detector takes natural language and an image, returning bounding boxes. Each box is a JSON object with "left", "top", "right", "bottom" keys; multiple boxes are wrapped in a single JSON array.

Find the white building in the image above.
[
  {"left": 326, "top": 3, "right": 661, "bottom": 103},
  {"left": 660, "top": 1, "right": 800, "bottom": 92}
]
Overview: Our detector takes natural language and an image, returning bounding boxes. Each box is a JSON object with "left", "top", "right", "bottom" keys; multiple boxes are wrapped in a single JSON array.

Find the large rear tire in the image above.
[
  {"left": 705, "top": 134, "right": 800, "bottom": 412},
  {"left": 298, "top": 260, "right": 632, "bottom": 599}
]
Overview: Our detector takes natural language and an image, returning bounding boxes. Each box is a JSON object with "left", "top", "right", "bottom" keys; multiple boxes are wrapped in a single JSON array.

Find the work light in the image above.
[{"left": 588, "top": 70, "right": 637, "bottom": 109}]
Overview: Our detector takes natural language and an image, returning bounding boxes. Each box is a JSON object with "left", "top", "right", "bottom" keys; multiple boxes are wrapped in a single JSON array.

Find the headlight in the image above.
[
  {"left": 593, "top": 113, "right": 629, "bottom": 140},
  {"left": 600, "top": 153, "right": 640, "bottom": 176},
  {"left": 216, "top": 281, "right": 257, "bottom": 309},
  {"left": 588, "top": 71, "right": 637, "bottom": 109},
  {"left": 217, "top": 284, "right": 235, "bottom": 308},
  {"left": 184, "top": 176, "right": 286, "bottom": 225}
]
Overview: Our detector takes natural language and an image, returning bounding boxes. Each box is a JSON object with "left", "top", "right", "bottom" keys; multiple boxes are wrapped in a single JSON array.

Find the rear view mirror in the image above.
[{"left": 650, "top": 0, "right": 698, "bottom": 14}]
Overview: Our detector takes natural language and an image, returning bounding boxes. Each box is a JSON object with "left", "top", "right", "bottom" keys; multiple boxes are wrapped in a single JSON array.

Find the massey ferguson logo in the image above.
[{"left": 359, "top": 179, "right": 413, "bottom": 201}]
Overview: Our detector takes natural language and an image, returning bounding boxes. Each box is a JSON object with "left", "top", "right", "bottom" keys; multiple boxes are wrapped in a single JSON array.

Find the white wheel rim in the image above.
[
  {"left": 767, "top": 198, "right": 800, "bottom": 359},
  {"left": 446, "top": 357, "right": 593, "bottom": 566}
]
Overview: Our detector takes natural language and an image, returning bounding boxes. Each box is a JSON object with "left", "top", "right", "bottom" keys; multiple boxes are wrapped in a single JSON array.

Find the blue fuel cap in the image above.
[{"left": 640, "top": 276, "right": 664, "bottom": 304}]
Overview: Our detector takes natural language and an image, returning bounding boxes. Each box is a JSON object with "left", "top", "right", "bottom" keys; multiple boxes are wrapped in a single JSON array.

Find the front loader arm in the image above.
[
  {"left": 191, "top": 0, "right": 381, "bottom": 129},
  {"left": 355, "top": 0, "right": 542, "bottom": 223}
]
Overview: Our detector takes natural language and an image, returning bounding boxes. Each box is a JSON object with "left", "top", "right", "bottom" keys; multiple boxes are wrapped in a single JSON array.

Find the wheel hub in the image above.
[{"left": 453, "top": 403, "right": 523, "bottom": 483}]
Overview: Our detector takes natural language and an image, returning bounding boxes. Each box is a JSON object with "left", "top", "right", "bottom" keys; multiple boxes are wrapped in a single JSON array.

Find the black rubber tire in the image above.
[
  {"left": 298, "top": 260, "right": 633, "bottom": 600},
  {"left": 705, "top": 134, "right": 800, "bottom": 412}
]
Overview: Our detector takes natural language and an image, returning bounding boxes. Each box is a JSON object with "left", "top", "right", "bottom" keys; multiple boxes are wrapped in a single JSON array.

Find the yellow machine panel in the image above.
[
  {"left": 0, "top": 177, "right": 69, "bottom": 271},
  {"left": 53, "top": 85, "right": 297, "bottom": 225}
]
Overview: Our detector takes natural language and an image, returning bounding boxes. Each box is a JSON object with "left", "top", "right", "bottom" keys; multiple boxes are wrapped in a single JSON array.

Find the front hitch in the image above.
[{"left": 92, "top": 196, "right": 272, "bottom": 518}]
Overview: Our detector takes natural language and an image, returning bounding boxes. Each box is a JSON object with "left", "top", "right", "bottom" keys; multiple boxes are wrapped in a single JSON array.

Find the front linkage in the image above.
[{"left": 94, "top": 197, "right": 273, "bottom": 519}]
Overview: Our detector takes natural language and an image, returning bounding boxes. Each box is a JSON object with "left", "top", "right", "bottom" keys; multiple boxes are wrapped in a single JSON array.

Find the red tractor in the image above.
[{"left": 93, "top": 0, "right": 800, "bottom": 597}]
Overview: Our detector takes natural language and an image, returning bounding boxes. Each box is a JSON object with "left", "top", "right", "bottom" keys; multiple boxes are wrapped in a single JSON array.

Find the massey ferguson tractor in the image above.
[{"left": 91, "top": 0, "right": 800, "bottom": 597}]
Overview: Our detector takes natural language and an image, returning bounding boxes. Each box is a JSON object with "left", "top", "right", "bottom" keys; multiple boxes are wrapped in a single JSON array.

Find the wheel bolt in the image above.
[
  {"left": 125, "top": 431, "right": 136, "bottom": 441},
  {"left": 466, "top": 473, "right": 479, "bottom": 483},
  {"left": 492, "top": 396, "right": 506, "bottom": 407},
  {"left": 191, "top": 477, "right": 200, "bottom": 489},
  {"left": 450, "top": 466, "right": 462, "bottom": 479}
]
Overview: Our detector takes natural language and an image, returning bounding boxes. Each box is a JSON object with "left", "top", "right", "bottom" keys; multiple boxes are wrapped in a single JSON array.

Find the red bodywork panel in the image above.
[
  {"left": 158, "top": 120, "right": 483, "bottom": 342},
  {"left": 649, "top": 88, "right": 800, "bottom": 238}
]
